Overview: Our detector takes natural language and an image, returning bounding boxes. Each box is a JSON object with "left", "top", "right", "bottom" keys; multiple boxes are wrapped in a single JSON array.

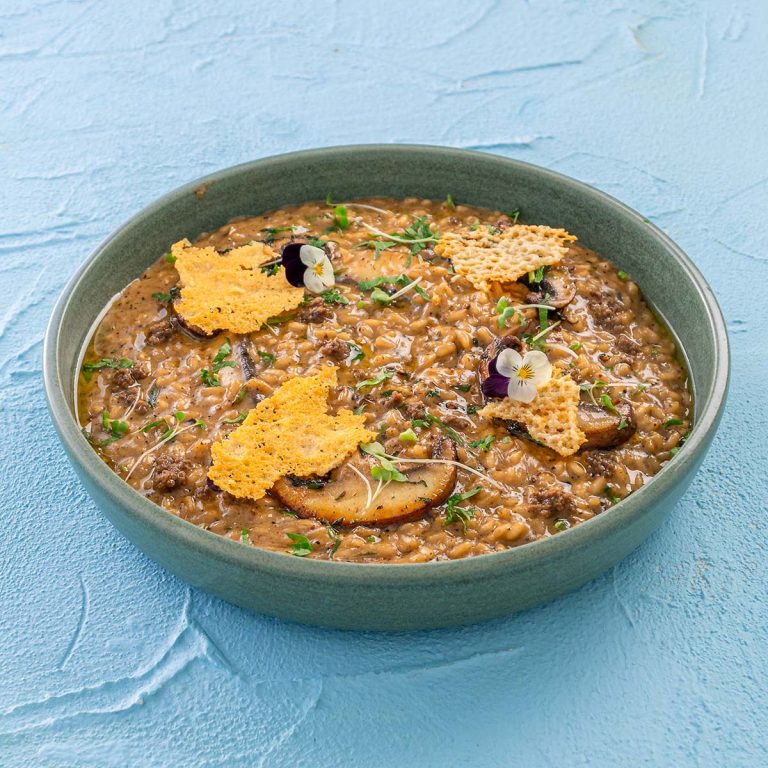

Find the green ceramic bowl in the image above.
[{"left": 43, "top": 145, "right": 728, "bottom": 630}]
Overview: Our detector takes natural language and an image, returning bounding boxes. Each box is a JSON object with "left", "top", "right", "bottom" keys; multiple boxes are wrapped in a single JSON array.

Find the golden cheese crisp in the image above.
[
  {"left": 479, "top": 370, "right": 585, "bottom": 456},
  {"left": 434, "top": 224, "right": 576, "bottom": 291},
  {"left": 208, "top": 366, "right": 375, "bottom": 500},
  {"left": 171, "top": 239, "right": 304, "bottom": 334}
]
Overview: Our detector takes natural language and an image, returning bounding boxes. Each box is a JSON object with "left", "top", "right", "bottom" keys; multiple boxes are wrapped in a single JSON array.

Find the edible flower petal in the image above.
[
  {"left": 483, "top": 348, "right": 552, "bottom": 403},
  {"left": 281, "top": 242, "right": 335, "bottom": 294}
]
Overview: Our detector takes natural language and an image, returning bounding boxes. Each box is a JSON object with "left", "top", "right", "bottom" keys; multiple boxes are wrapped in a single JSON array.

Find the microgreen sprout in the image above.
[
  {"left": 443, "top": 487, "right": 482, "bottom": 531},
  {"left": 124, "top": 413, "right": 205, "bottom": 480}
]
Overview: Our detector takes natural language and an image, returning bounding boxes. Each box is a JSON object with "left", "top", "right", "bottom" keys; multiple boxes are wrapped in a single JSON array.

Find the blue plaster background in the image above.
[{"left": 1, "top": 1, "right": 766, "bottom": 765}]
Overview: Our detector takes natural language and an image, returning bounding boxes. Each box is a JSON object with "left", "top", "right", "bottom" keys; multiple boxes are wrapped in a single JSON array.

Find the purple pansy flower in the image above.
[
  {"left": 481, "top": 348, "right": 552, "bottom": 403},
  {"left": 281, "top": 243, "right": 334, "bottom": 294}
]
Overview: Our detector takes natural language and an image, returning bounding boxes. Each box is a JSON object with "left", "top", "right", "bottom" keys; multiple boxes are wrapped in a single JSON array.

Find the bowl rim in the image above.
[{"left": 43, "top": 143, "right": 730, "bottom": 583}]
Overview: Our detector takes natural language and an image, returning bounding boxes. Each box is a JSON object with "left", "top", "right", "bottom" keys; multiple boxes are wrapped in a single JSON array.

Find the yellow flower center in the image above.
[
  {"left": 313, "top": 263, "right": 324, "bottom": 276},
  {"left": 517, "top": 364, "right": 534, "bottom": 381}
]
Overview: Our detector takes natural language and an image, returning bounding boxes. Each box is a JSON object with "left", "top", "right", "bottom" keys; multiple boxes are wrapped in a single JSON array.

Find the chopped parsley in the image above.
[
  {"left": 399, "top": 428, "right": 417, "bottom": 444},
  {"left": 418, "top": 412, "right": 464, "bottom": 446},
  {"left": 151, "top": 286, "right": 180, "bottom": 303},
  {"left": 569, "top": 342, "right": 583, "bottom": 352},
  {"left": 201, "top": 339, "right": 237, "bottom": 386},
  {"left": 355, "top": 367, "right": 395, "bottom": 391},
  {"left": 507, "top": 208, "right": 521, "bottom": 223},
  {"left": 321, "top": 288, "right": 349, "bottom": 306},
  {"left": 240, "top": 529, "right": 250, "bottom": 544},
  {"left": 664, "top": 418, "right": 684, "bottom": 427},
  {"left": 260, "top": 262, "right": 281, "bottom": 276},
  {"left": 469, "top": 435, "right": 495, "bottom": 452},
  {"left": 617, "top": 270, "right": 629, "bottom": 280},
  {"left": 445, "top": 194, "right": 456, "bottom": 209},
  {"left": 605, "top": 485, "right": 621, "bottom": 505},
  {"left": 287, "top": 532, "right": 313, "bottom": 557},
  {"left": 528, "top": 266, "right": 546, "bottom": 284},
  {"left": 443, "top": 487, "right": 481, "bottom": 531},
  {"left": 257, "top": 350, "right": 276, "bottom": 367},
  {"left": 260, "top": 225, "right": 294, "bottom": 244},
  {"left": 81, "top": 357, "right": 133, "bottom": 382},
  {"left": 347, "top": 342, "right": 364, "bottom": 363},
  {"left": 165, "top": 252, "right": 176, "bottom": 264},
  {"left": 553, "top": 518, "right": 570, "bottom": 531},
  {"left": 222, "top": 414, "right": 246, "bottom": 424}
]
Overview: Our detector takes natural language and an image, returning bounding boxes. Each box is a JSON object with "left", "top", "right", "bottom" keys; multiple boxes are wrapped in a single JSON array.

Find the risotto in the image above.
[{"left": 78, "top": 197, "right": 690, "bottom": 562}]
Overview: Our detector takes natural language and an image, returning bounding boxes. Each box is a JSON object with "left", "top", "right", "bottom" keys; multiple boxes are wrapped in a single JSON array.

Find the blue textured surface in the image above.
[{"left": 1, "top": 1, "right": 766, "bottom": 765}]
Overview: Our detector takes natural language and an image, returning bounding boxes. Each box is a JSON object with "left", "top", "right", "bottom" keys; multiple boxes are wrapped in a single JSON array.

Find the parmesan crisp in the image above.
[
  {"left": 208, "top": 367, "right": 375, "bottom": 500},
  {"left": 435, "top": 224, "right": 576, "bottom": 291},
  {"left": 172, "top": 239, "right": 304, "bottom": 334},
  {"left": 480, "top": 369, "right": 585, "bottom": 456}
]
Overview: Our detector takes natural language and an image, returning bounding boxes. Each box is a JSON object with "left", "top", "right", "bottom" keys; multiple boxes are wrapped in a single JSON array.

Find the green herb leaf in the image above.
[
  {"left": 443, "top": 487, "right": 481, "bottom": 531},
  {"left": 240, "top": 529, "right": 250, "bottom": 544},
  {"left": 257, "top": 350, "right": 276, "bottom": 367},
  {"left": 569, "top": 342, "right": 583, "bottom": 352},
  {"left": 469, "top": 435, "right": 495, "bottom": 452},
  {"left": 605, "top": 485, "right": 621, "bottom": 505},
  {"left": 398, "top": 428, "right": 417, "bottom": 444},
  {"left": 328, "top": 204, "right": 349, "bottom": 232},
  {"left": 553, "top": 518, "right": 570, "bottom": 531},
  {"left": 201, "top": 368, "right": 219, "bottom": 387},
  {"left": 420, "top": 413, "right": 464, "bottom": 446},
  {"left": 165, "top": 252, "right": 176, "bottom": 264},
  {"left": 321, "top": 288, "right": 349, "bottom": 306},
  {"left": 617, "top": 270, "right": 629, "bottom": 280},
  {"left": 287, "top": 532, "right": 313, "bottom": 557},
  {"left": 260, "top": 225, "right": 294, "bottom": 244},
  {"left": 355, "top": 368, "right": 395, "bottom": 391},
  {"left": 261, "top": 262, "right": 281, "bottom": 276},
  {"left": 327, "top": 525, "right": 342, "bottom": 559},
  {"left": 347, "top": 343, "right": 364, "bottom": 363},
  {"left": 445, "top": 194, "right": 455, "bottom": 209},
  {"left": 82, "top": 357, "right": 133, "bottom": 382},
  {"left": 664, "top": 418, "right": 684, "bottom": 427},
  {"left": 151, "top": 287, "right": 179, "bottom": 303},
  {"left": 222, "top": 414, "right": 246, "bottom": 424},
  {"left": 507, "top": 208, "right": 521, "bottom": 223}
]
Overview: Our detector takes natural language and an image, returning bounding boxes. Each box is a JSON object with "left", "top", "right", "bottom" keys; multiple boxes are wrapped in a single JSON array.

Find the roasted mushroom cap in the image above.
[
  {"left": 577, "top": 401, "right": 636, "bottom": 450},
  {"left": 271, "top": 437, "right": 458, "bottom": 526},
  {"left": 525, "top": 266, "right": 576, "bottom": 310}
]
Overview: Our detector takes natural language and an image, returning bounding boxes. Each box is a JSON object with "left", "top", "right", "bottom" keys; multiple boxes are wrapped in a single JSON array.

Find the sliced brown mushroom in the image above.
[
  {"left": 271, "top": 436, "right": 458, "bottom": 526},
  {"left": 525, "top": 266, "right": 576, "bottom": 309},
  {"left": 577, "top": 401, "right": 636, "bottom": 450}
]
